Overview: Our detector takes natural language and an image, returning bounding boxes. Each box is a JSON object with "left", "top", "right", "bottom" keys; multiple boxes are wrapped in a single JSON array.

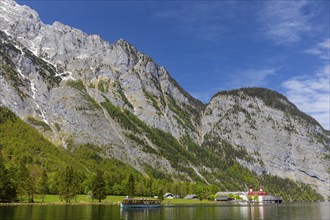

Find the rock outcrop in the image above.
[{"left": 202, "top": 88, "right": 329, "bottom": 197}]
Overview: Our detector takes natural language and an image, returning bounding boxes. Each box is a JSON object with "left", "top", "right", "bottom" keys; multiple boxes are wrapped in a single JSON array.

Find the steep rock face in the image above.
[
  {"left": 0, "top": 0, "right": 203, "bottom": 179},
  {"left": 0, "top": 33, "right": 178, "bottom": 176},
  {"left": 202, "top": 88, "right": 329, "bottom": 197},
  {"left": 0, "top": 31, "right": 60, "bottom": 127},
  {"left": 0, "top": 0, "right": 203, "bottom": 142}
]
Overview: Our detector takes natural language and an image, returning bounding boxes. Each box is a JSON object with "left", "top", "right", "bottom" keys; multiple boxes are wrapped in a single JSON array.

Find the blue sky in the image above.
[{"left": 17, "top": 0, "right": 329, "bottom": 130}]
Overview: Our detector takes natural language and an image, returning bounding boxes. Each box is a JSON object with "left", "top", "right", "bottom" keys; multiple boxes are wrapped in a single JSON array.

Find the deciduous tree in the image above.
[{"left": 58, "top": 166, "right": 80, "bottom": 203}]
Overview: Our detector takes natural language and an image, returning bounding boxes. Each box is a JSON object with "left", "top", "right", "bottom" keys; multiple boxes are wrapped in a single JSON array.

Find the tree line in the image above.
[{"left": 0, "top": 157, "right": 222, "bottom": 203}]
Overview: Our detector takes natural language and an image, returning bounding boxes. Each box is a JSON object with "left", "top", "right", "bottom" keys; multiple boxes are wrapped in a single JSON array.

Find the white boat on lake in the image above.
[{"left": 120, "top": 198, "right": 161, "bottom": 209}]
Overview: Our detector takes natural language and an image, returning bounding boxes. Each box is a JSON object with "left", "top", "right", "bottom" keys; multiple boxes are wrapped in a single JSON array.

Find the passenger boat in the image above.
[{"left": 120, "top": 198, "right": 161, "bottom": 208}]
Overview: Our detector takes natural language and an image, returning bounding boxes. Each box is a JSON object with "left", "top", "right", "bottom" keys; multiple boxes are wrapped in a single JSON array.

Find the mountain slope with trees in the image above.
[{"left": 0, "top": 107, "right": 324, "bottom": 202}]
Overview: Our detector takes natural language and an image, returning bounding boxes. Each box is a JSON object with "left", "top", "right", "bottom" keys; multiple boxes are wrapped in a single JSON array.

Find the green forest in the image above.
[{"left": 0, "top": 107, "right": 323, "bottom": 203}]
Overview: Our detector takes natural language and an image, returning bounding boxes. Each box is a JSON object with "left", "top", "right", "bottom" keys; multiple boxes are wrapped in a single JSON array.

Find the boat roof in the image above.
[{"left": 123, "top": 198, "right": 159, "bottom": 201}]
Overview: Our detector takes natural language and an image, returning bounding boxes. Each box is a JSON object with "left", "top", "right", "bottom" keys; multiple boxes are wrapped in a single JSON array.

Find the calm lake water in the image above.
[{"left": 0, "top": 203, "right": 329, "bottom": 220}]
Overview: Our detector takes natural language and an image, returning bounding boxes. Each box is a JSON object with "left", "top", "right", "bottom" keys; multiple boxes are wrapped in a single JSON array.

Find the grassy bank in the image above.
[
  {"left": 163, "top": 198, "right": 215, "bottom": 205},
  {"left": 33, "top": 195, "right": 125, "bottom": 204}
]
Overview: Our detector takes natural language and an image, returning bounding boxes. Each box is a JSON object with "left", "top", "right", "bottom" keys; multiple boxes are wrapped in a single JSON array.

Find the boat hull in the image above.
[{"left": 120, "top": 203, "right": 161, "bottom": 209}]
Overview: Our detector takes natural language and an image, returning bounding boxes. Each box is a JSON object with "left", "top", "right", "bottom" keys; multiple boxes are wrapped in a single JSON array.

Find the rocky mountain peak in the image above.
[
  {"left": 0, "top": 0, "right": 204, "bottom": 140},
  {"left": 115, "top": 38, "right": 133, "bottom": 48},
  {"left": 212, "top": 87, "right": 323, "bottom": 129},
  {"left": 0, "top": 0, "right": 41, "bottom": 38}
]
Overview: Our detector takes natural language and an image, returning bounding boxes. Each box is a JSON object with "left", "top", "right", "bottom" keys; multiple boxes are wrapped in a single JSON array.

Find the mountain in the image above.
[
  {"left": 0, "top": 0, "right": 329, "bottom": 199},
  {"left": 202, "top": 88, "right": 329, "bottom": 198}
]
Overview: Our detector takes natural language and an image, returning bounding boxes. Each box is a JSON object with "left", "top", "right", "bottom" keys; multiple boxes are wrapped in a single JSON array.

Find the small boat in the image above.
[{"left": 120, "top": 198, "right": 161, "bottom": 209}]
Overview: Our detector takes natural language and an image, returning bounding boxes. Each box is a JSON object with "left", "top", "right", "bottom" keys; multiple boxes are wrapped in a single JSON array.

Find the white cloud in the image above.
[
  {"left": 282, "top": 64, "right": 330, "bottom": 130},
  {"left": 284, "top": 39, "right": 330, "bottom": 130},
  {"left": 259, "top": 1, "right": 319, "bottom": 45},
  {"left": 304, "top": 38, "right": 330, "bottom": 60}
]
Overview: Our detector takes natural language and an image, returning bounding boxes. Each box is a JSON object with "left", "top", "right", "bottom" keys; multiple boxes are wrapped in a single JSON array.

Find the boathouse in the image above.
[
  {"left": 248, "top": 186, "right": 267, "bottom": 202},
  {"left": 262, "top": 195, "right": 283, "bottom": 203},
  {"left": 215, "top": 196, "right": 233, "bottom": 202},
  {"left": 164, "top": 193, "right": 174, "bottom": 199}
]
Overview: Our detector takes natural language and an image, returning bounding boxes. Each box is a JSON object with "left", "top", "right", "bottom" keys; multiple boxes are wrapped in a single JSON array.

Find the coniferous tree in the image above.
[
  {"left": 15, "top": 166, "right": 25, "bottom": 202},
  {"left": 26, "top": 172, "right": 35, "bottom": 203},
  {"left": 127, "top": 173, "right": 135, "bottom": 197},
  {"left": 37, "top": 169, "right": 48, "bottom": 203},
  {"left": 16, "top": 160, "right": 35, "bottom": 202},
  {"left": 0, "top": 158, "right": 16, "bottom": 202},
  {"left": 0, "top": 158, "right": 8, "bottom": 201},
  {"left": 91, "top": 169, "right": 106, "bottom": 202},
  {"left": 58, "top": 166, "right": 80, "bottom": 203}
]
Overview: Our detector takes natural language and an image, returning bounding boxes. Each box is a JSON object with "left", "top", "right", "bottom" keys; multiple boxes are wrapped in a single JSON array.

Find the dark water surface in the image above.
[{"left": 0, "top": 203, "right": 329, "bottom": 220}]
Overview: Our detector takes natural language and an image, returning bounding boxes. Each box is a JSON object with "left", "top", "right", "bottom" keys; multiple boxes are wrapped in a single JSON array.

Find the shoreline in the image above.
[
  {"left": 0, "top": 201, "right": 121, "bottom": 206},
  {"left": 1, "top": 201, "right": 329, "bottom": 207},
  {"left": 0, "top": 200, "right": 276, "bottom": 206}
]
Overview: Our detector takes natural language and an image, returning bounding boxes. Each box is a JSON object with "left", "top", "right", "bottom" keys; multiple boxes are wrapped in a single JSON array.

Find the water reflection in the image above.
[
  {"left": 239, "top": 203, "right": 282, "bottom": 220},
  {"left": 244, "top": 204, "right": 265, "bottom": 219},
  {"left": 194, "top": 203, "right": 281, "bottom": 220},
  {"left": 120, "top": 208, "right": 161, "bottom": 220},
  {"left": 0, "top": 202, "right": 328, "bottom": 220}
]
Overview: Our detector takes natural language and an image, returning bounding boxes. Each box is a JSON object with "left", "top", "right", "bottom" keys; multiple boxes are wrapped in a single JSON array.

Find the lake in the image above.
[{"left": 0, "top": 203, "right": 329, "bottom": 220}]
